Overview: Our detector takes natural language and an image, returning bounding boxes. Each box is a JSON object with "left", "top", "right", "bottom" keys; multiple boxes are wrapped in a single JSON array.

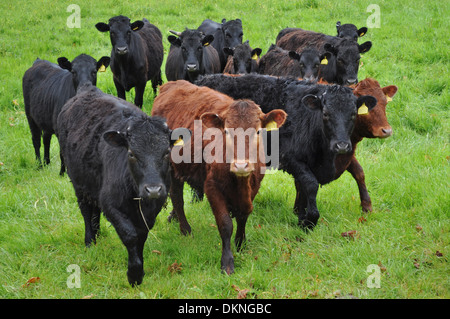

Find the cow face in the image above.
[
  {"left": 289, "top": 49, "right": 331, "bottom": 82},
  {"left": 221, "top": 19, "right": 243, "bottom": 50},
  {"left": 353, "top": 78, "right": 398, "bottom": 138},
  {"left": 336, "top": 21, "right": 367, "bottom": 41},
  {"left": 324, "top": 40, "right": 372, "bottom": 85},
  {"left": 223, "top": 41, "right": 262, "bottom": 74},
  {"left": 103, "top": 117, "right": 172, "bottom": 201},
  {"left": 201, "top": 101, "right": 286, "bottom": 177},
  {"left": 96, "top": 15, "right": 144, "bottom": 56},
  {"left": 57, "top": 54, "right": 110, "bottom": 89},
  {"left": 302, "top": 87, "right": 377, "bottom": 154},
  {"left": 168, "top": 29, "right": 214, "bottom": 79}
]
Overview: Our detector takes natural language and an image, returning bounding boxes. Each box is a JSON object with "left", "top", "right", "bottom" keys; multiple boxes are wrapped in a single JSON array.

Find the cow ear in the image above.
[
  {"left": 57, "top": 57, "right": 72, "bottom": 71},
  {"left": 336, "top": 21, "right": 341, "bottom": 31},
  {"left": 324, "top": 43, "right": 338, "bottom": 56},
  {"left": 95, "top": 22, "right": 110, "bottom": 32},
  {"left": 261, "top": 109, "right": 287, "bottom": 131},
  {"left": 302, "top": 94, "right": 322, "bottom": 111},
  {"left": 356, "top": 95, "right": 377, "bottom": 114},
  {"left": 382, "top": 85, "right": 398, "bottom": 102},
  {"left": 288, "top": 51, "right": 300, "bottom": 61},
  {"left": 97, "top": 56, "right": 110, "bottom": 72},
  {"left": 103, "top": 131, "right": 128, "bottom": 148},
  {"left": 200, "top": 112, "right": 224, "bottom": 129},
  {"left": 168, "top": 35, "right": 181, "bottom": 47},
  {"left": 251, "top": 48, "right": 262, "bottom": 60},
  {"left": 202, "top": 35, "right": 214, "bottom": 47},
  {"left": 223, "top": 47, "right": 234, "bottom": 56},
  {"left": 130, "top": 20, "right": 144, "bottom": 31},
  {"left": 359, "top": 41, "right": 372, "bottom": 53},
  {"left": 358, "top": 27, "right": 368, "bottom": 37}
]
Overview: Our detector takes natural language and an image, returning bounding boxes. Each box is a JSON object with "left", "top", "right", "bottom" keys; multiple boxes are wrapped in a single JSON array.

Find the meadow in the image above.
[{"left": 0, "top": 0, "right": 448, "bottom": 299}]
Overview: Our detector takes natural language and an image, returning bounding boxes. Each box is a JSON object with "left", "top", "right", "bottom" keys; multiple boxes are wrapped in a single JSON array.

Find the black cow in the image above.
[
  {"left": 258, "top": 45, "right": 331, "bottom": 81},
  {"left": 223, "top": 40, "right": 262, "bottom": 74},
  {"left": 165, "top": 28, "right": 221, "bottom": 83},
  {"left": 336, "top": 21, "right": 368, "bottom": 41},
  {"left": 22, "top": 54, "right": 110, "bottom": 171},
  {"left": 57, "top": 83, "right": 175, "bottom": 286},
  {"left": 198, "top": 18, "right": 243, "bottom": 71},
  {"left": 95, "top": 15, "right": 164, "bottom": 108},
  {"left": 276, "top": 28, "right": 372, "bottom": 85},
  {"left": 196, "top": 74, "right": 376, "bottom": 228}
]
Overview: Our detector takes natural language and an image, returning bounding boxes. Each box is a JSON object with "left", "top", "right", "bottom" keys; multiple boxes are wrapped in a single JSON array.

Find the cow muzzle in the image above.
[
  {"left": 116, "top": 46, "right": 128, "bottom": 55},
  {"left": 186, "top": 64, "right": 198, "bottom": 72},
  {"left": 142, "top": 184, "right": 165, "bottom": 199},
  {"left": 346, "top": 78, "right": 358, "bottom": 85},
  {"left": 333, "top": 141, "right": 352, "bottom": 154},
  {"left": 230, "top": 161, "right": 254, "bottom": 177}
]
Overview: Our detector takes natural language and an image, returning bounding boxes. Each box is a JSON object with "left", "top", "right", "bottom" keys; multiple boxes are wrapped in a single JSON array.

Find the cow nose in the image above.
[
  {"left": 116, "top": 46, "right": 128, "bottom": 55},
  {"left": 186, "top": 64, "right": 198, "bottom": 72},
  {"left": 303, "top": 75, "right": 317, "bottom": 82},
  {"left": 382, "top": 128, "right": 393, "bottom": 137},
  {"left": 144, "top": 185, "right": 163, "bottom": 199},
  {"left": 335, "top": 142, "right": 351, "bottom": 154},
  {"left": 234, "top": 162, "right": 248, "bottom": 171},
  {"left": 232, "top": 161, "right": 252, "bottom": 177},
  {"left": 346, "top": 78, "right": 358, "bottom": 85}
]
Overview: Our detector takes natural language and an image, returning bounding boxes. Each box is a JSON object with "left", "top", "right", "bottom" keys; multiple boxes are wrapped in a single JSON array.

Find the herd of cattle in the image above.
[{"left": 22, "top": 15, "right": 398, "bottom": 286}]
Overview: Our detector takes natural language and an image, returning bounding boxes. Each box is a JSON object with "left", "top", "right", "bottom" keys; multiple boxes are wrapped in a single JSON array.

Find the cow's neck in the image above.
[{"left": 233, "top": 174, "right": 254, "bottom": 214}]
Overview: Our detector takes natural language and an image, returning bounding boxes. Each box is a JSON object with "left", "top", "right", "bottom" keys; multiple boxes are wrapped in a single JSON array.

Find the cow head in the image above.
[
  {"left": 57, "top": 54, "right": 110, "bottom": 89},
  {"left": 288, "top": 48, "right": 332, "bottom": 82},
  {"left": 200, "top": 100, "right": 286, "bottom": 177},
  {"left": 223, "top": 40, "right": 262, "bottom": 74},
  {"left": 353, "top": 78, "right": 398, "bottom": 138},
  {"left": 103, "top": 116, "right": 172, "bottom": 201},
  {"left": 96, "top": 15, "right": 145, "bottom": 56},
  {"left": 221, "top": 19, "right": 243, "bottom": 50},
  {"left": 302, "top": 86, "right": 377, "bottom": 154},
  {"left": 336, "top": 21, "right": 368, "bottom": 41},
  {"left": 324, "top": 39, "right": 372, "bottom": 85},
  {"left": 168, "top": 29, "right": 214, "bottom": 80}
]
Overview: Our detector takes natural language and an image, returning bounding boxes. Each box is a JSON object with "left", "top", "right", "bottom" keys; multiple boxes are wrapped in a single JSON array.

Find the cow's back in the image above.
[
  {"left": 276, "top": 29, "right": 335, "bottom": 53},
  {"left": 138, "top": 19, "right": 164, "bottom": 77}
]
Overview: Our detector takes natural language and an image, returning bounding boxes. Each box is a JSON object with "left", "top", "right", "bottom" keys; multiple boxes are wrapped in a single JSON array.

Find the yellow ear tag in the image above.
[
  {"left": 320, "top": 57, "right": 328, "bottom": 65},
  {"left": 358, "top": 103, "right": 369, "bottom": 115},
  {"left": 252, "top": 53, "right": 258, "bottom": 60},
  {"left": 133, "top": 26, "right": 139, "bottom": 31},
  {"left": 265, "top": 120, "right": 278, "bottom": 131},
  {"left": 98, "top": 64, "right": 106, "bottom": 72},
  {"left": 386, "top": 94, "right": 393, "bottom": 102},
  {"left": 173, "top": 138, "right": 184, "bottom": 146},
  {"left": 360, "top": 32, "right": 365, "bottom": 36},
  {"left": 204, "top": 42, "right": 210, "bottom": 46}
]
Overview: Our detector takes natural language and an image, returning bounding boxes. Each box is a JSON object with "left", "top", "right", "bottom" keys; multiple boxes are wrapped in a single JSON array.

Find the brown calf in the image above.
[
  {"left": 152, "top": 80, "right": 286, "bottom": 274},
  {"left": 334, "top": 78, "right": 398, "bottom": 211}
]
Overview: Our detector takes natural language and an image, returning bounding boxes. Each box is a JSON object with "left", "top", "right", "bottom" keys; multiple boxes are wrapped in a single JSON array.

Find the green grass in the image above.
[{"left": 0, "top": 0, "right": 448, "bottom": 299}]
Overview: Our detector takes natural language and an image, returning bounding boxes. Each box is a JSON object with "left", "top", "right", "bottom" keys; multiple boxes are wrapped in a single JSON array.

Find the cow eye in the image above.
[
  {"left": 181, "top": 47, "right": 186, "bottom": 52},
  {"left": 226, "top": 33, "right": 231, "bottom": 38},
  {"left": 299, "top": 63, "right": 305, "bottom": 68},
  {"left": 338, "top": 59, "right": 344, "bottom": 64},
  {"left": 198, "top": 46, "right": 203, "bottom": 51},
  {"left": 314, "top": 64, "right": 319, "bottom": 68},
  {"left": 128, "top": 151, "right": 135, "bottom": 159},
  {"left": 323, "top": 112, "right": 329, "bottom": 121}
]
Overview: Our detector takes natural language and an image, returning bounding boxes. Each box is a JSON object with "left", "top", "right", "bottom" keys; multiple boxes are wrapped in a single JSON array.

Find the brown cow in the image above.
[
  {"left": 334, "top": 78, "right": 398, "bottom": 212},
  {"left": 152, "top": 80, "right": 286, "bottom": 274}
]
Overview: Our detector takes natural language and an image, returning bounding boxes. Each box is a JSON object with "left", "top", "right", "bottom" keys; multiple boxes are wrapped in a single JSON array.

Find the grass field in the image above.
[{"left": 0, "top": 0, "right": 448, "bottom": 299}]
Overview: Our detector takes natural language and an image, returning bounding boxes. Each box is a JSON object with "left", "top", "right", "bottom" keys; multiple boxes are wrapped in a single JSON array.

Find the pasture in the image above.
[{"left": 0, "top": 0, "right": 448, "bottom": 299}]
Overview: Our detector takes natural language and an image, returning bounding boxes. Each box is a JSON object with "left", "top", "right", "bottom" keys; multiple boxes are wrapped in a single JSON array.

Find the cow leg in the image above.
[
  {"left": 134, "top": 83, "right": 146, "bottom": 108},
  {"left": 206, "top": 186, "right": 234, "bottom": 274},
  {"left": 77, "top": 199, "right": 99, "bottom": 247},
  {"left": 151, "top": 70, "right": 163, "bottom": 95},
  {"left": 104, "top": 206, "right": 145, "bottom": 286},
  {"left": 114, "top": 78, "right": 126, "bottom": 100},
  {"left": 235, "top": 214, "right": 249, "bottom": 252},
  {"left": 43, "top": 131, "right": 52, "bottom": 166},
  {"left": 293, "top": 180, "right": 308, "bottom": 218},
  {"left": 59, "top": 151, "right": 66, "bottom": 176},
  {"left": 169, "top": 172, "right": 192, "bottom": 235},
  {"left": 27, "top": 117, "right": 42, "bottom": 166},
  {"left": 347, "top": 156, "right": 373, "bottom": 212},
  {"left": 290, "top": 161, "right": 320, "bottom": 229}
]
